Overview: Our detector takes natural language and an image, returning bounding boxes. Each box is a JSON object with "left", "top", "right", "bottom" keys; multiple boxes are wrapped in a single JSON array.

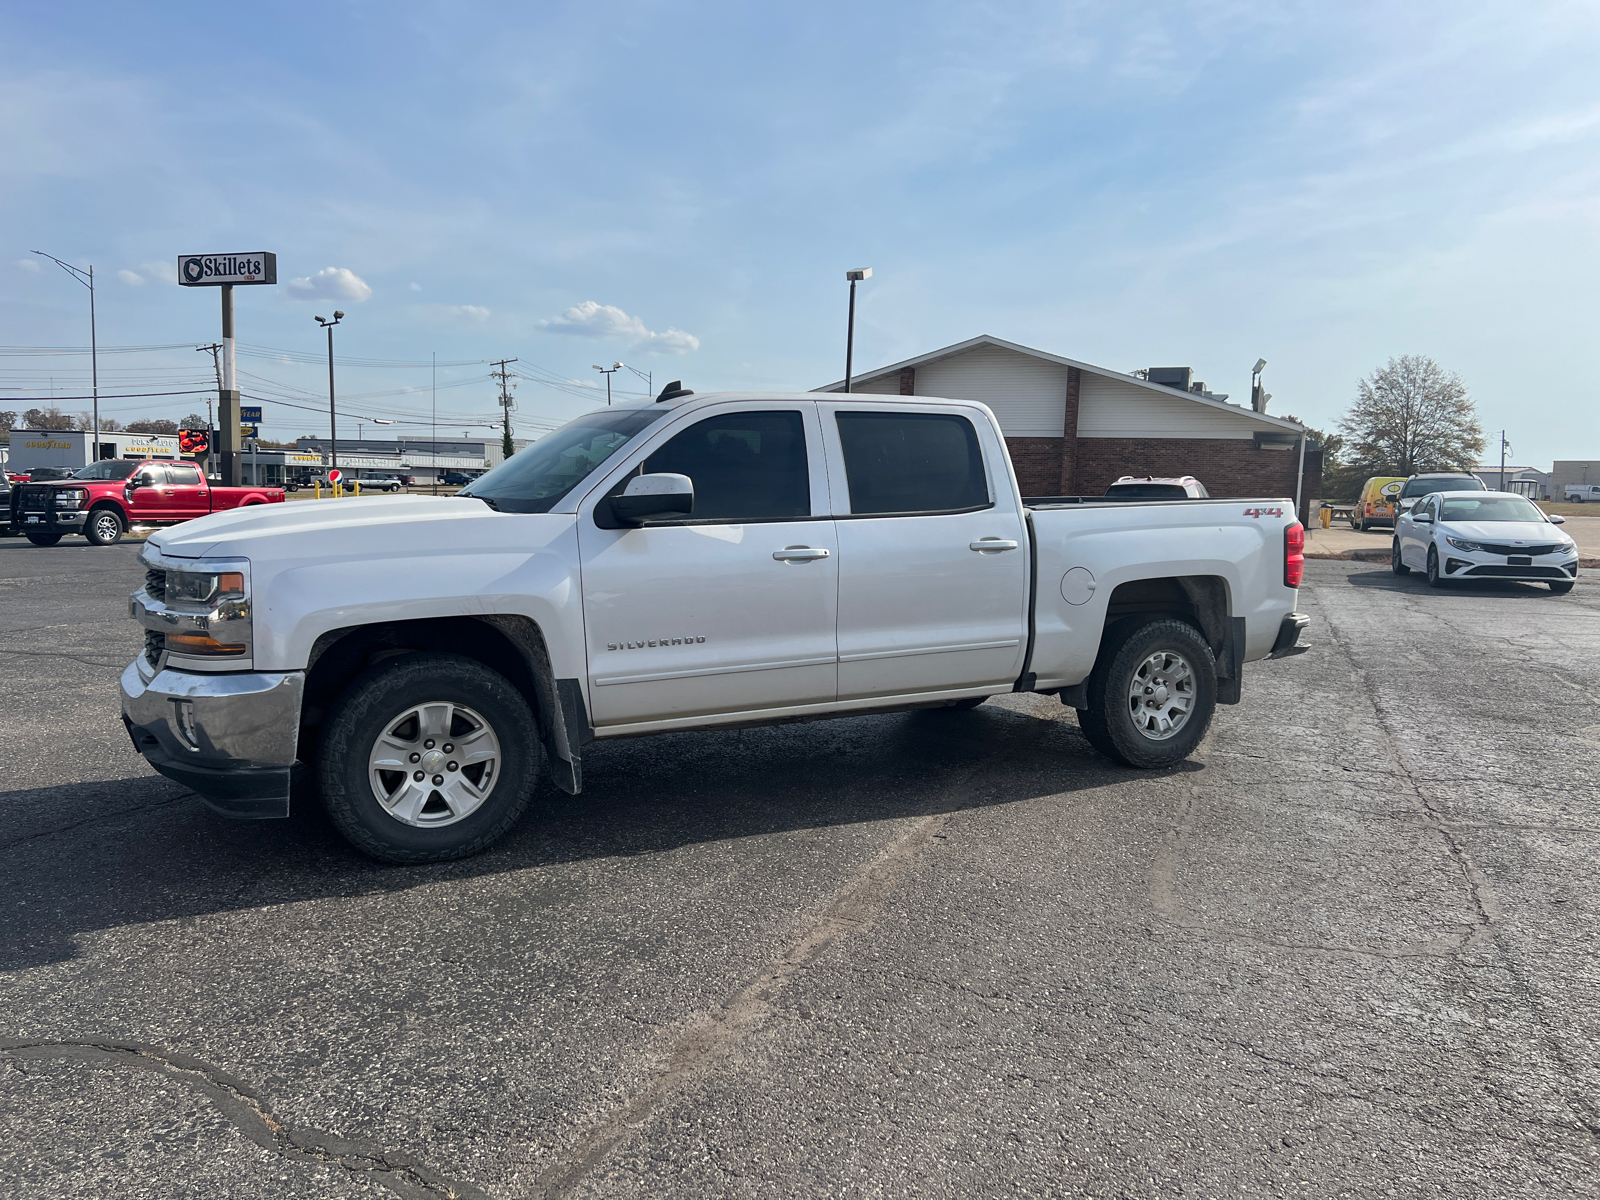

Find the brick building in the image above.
[{"left": 818, "top": 335, "right": 1320, "bottom": 520}]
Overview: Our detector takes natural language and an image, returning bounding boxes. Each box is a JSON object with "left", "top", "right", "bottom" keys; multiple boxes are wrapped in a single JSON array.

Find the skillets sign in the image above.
[{"left": 178, "top": 252, "right": 277, "bottom": 286}]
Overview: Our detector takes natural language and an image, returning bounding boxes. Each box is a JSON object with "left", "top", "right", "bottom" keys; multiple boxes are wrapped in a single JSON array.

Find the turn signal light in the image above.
[
  {"left": 166, "top": 632, "right": 248, "bottom": 656},
  {"left": 1285, "top": 522, "right": 1305, "bottom": 588}
]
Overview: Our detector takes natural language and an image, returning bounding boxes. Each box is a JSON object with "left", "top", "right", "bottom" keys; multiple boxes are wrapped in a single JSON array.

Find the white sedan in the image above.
[{"left": 1393, "top": 491, "right": 1578, "bottom": 593}]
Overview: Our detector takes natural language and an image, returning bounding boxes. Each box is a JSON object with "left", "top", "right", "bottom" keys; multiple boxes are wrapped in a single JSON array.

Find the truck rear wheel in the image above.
[
  {"left": 84, "top": 505, "right": 124, "bottom": 546},
  {"left": 1077, "top": 618, "right": 1217, "bottom": 768},
  {"left": 318, "top": 652, "right": 541, "bottom": 863}
]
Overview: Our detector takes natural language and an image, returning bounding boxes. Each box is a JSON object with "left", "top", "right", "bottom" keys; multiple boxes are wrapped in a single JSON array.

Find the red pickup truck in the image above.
[{"left": 10, "top": 459, "right": 284, "bottom": 546}]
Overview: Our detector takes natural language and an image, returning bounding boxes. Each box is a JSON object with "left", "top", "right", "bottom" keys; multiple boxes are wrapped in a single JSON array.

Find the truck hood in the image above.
[{"left": 147, "top": 494, "right": 568, "bottom": 561}]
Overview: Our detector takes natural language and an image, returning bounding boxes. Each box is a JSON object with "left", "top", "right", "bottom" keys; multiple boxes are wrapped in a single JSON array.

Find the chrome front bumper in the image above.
[{"left": 120, "top": 659, "right": 303, "bottom": 818}]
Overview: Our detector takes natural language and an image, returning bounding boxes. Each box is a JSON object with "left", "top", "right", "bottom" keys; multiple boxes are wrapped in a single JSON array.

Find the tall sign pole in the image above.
[
  {"left": 844, "top": 267, "right": 871, "bottom": 393},
  {"left": 179, "top": 252, "right": 276, "bottom": 485}
]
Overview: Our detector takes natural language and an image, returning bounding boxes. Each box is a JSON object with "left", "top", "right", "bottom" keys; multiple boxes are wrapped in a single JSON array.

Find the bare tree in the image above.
[
  {"left": 125, "top": 418, "right": 180, "bottom": 435},
  {"left": 1338, "top": 356, "right": 1485, "bottom": 477},
  {"left": 0, "top": 410, "right": 16, "bottom": 433},
  {"left": 76, "top": 412, "right": 121, "bottom": 432},
  {"left": 179, "top": 413, "right": 209, "bottom": 431}
]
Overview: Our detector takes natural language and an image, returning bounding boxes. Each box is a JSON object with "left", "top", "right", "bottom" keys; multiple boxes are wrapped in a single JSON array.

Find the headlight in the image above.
[
  {"left": 167, "top": 569, "right": 246, "bottom": 605},
  {"left": 1446, "top": 536, "right": 1485, "bottom": 552},
  {"left": 54, "top": 489, "right": 87, "bottom": 509},
  {"left": 160, "top": 564, "right": 251, "bottom": 658}
]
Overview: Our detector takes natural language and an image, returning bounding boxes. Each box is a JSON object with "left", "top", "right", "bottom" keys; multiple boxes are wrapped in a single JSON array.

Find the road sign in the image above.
[
  {"left": 327, "top": 468, "right": 343, "bottom": 483},
  {"left": 177, "top": 253, "right": 277, "bottom": 287},
  {"left": 239, "top": 424, "right": 259, "bottom": 438},
  {"left": 239, "top": 406, "right": 262, "bottom": 423}
]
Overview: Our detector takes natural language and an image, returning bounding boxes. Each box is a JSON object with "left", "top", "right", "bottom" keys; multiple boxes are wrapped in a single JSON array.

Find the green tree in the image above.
[
  {"left": 1337, "top": 356, "right": 1485, "bottom": 480},
  {"left": 502, "top": 422, "right": 515, "bottom": 460},
  {"left": 126, "top": 418, "right": 180, "bottom": 435},
  {"left": 22, "top": 406, "right": 73, "bottom": 430}
]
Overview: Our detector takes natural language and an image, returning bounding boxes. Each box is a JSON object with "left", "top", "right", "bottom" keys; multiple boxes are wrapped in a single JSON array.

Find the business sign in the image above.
[
  {"left": 240, "top": 424, "right": 259, "bottom": 438},
  {"left": 178, "top": 429, "right": 210, "bottom": 454},
  {"left": 177, "top": 252, "right": 277, "bottom": 286},
  {"left": 239, "top": 406, "right": 263, "bottom": 423},
  {"left": 327, "top": 469, "right": 343, "bottom": 483}
]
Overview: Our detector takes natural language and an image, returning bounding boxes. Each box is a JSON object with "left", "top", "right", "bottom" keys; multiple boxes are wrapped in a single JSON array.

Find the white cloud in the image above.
[
  {"left": 445, "top": 304, "right": 491, "bottom": 321},
  {"left": 541, "top": 300, "right": 700, "bottom": 354},
  {"left": 139, "top": 260, "right": 174, "bottom": 285},
  {"left": 286, "top": 266, "right": 373, "bottom": 302},
  {"left": 16, "top": 257, "right": 39, "bottom": 272},
  {"left": 409, "top": 282, "right": 422, "bottom": 292},
  {"left": 118, "top": 269, "right": 144, "bottom": 285}
]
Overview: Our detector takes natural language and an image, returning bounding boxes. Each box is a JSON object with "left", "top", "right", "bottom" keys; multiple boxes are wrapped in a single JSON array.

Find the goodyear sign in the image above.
[{"left": 178, "top": 253, "right": 277, "bottom": 286}]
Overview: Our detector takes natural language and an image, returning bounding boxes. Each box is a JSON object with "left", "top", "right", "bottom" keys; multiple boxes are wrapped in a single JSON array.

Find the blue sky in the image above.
[{"left": 4, "top": 1, "right": 1598, "bottom": 464}]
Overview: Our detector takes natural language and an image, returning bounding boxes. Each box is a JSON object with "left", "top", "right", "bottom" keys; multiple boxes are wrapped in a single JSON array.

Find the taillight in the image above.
[{"left": 1285, "top": 522, "right": 1305, "bottom": 588}]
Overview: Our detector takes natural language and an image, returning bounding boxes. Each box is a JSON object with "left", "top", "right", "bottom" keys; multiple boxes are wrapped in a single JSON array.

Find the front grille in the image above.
[
  {"left": 144, "top": 628, "right": 166, "bottom": 667},
  {"left": 1465, "top": 565, "right": 1567, "bottom": 578},
  {"left": 1475, "top": 542, "right": 1562, "bottom": 556},
  {"left": 18, "top": 484, "right": 53, "bottom": 513},
  {"left": 145, "top": 567, "right": 167, "bottom": 600}
]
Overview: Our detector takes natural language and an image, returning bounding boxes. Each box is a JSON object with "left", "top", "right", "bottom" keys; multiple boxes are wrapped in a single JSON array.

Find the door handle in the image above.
[
  {"left": 970, "top": 538, "right": 1019, "bottom": 552},
  {"left": 773, "top": 546, "right": 830, "bottom": 561}
]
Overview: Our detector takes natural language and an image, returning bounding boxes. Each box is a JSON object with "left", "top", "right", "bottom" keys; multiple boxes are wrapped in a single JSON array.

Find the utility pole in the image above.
[
  {"left": 432, "top": 351, "right": 438, "bottom": 494},
  {"left": 32, "top": 251, "right": 99, "bottom": 460},
  {"left": 491, "top": 358, "right": 518, "bottom": 460},
  {"left": 197, "top": 343, "right": 222, "bottom": 478},
  {"left": 316, "top": 311, "right": 345, "bottom": 476},
  {"left": 1499, "top": 430, "right": 1510, "bottom": 492}
]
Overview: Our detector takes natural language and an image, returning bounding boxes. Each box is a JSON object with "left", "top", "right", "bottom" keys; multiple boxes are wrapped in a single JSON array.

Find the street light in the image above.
[
  {"left": 1250, "top": 358, "right": 1269, "bottom": 413},
  {"left": 315, "top": 311, "right": 345, "bottom": 474},
  {"left": 616, "top": 360, "right": 651, "bottom": 400},
  {"left": 32, "top": 251, "right": 100, "bottom": 459},
  {"left": 844, "top": 267, "right": 872, "bottom": 393},
  {"left": 593, "top": 363, "right": 620, "bottom": 405}
]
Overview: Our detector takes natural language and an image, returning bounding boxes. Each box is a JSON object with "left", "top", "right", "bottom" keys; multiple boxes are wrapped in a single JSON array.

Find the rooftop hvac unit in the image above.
[{"left": 1146, "top": 367, "right": 1193, "bottom": 392}]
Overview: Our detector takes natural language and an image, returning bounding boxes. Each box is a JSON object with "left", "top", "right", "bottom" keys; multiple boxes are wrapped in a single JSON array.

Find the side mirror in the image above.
[
  {"left": 127, "top": 473, "right": 154, "bottom": 492},
  {"left": 1549, "top": 514, "right": 1566, "bottom": 525},
  {"left": 1414, "top": 513, "right": 1433, "bottom": 524},
  {"left": 613, "top": 473, "right": 693, "bottom": 524}
]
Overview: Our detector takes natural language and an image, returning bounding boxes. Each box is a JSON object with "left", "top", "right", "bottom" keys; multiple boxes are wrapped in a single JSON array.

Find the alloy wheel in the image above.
[
  {"left": 366, "top": 701, "right": 502, "bottom": 827},
  {"left": 1125, "top": 650, "right": 1196, "bottom": 741}
]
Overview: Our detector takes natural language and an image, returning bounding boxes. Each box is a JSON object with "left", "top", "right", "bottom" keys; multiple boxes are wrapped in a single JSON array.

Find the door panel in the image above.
[
  {"left": 577, "top": 403, "right": 839, "bottom": 727},
  {"left": 823, "top": 404, "right": 1029, "bottom": 700},
  {"left": 123, "top": 464, "right": 170, "bottom": 522},
  {"left": 162, "top": 462, "right": 210, "bottom": 519}
]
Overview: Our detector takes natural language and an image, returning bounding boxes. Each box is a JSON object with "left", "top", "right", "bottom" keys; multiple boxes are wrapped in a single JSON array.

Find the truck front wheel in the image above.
[
  {"left": 1077, "top": 619, "right": 1217, "bottom": 768},
  {"left": 319, "top": 652, "right": 541, "bottom": 863},
  {"left": 84, "top": 505, "right": 124, "bottom": 546},
  {"left": 25, "top": 530, "right": 63, "bottom": 547}
]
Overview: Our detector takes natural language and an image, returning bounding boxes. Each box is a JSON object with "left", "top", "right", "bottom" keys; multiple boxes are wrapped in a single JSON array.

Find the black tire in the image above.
[
  {"left": 1426, "top": 546, "right": 1445, "bottom": 588},
  {"left": 84, "top": 505, "right": 124, "bottom": 546},
  {"left": 1391, "top": 539, "right": 1410, "bottom": 575},
  {"left": 25, "top": 530, "right": 62, "bottom": 547},
  {"left": 1549, "top": 580, "right": 1574, "bottom": 594},
  {"left": 1078, "top": 618, "right": 1217, "bottom": 768},
  {"left": 1357, "top": 517, "right": 1368, "bottom": 532},
  {"left": 319, "top": 652, "right": 541, "bottom": 864},
  {"left": 942, "top": 696, "right": 988, "bottom": 711}
]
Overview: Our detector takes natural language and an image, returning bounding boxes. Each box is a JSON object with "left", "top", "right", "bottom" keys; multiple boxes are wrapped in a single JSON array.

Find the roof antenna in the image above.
[{"left": 655, "top": 380, "right": 693, "bottom": 402}]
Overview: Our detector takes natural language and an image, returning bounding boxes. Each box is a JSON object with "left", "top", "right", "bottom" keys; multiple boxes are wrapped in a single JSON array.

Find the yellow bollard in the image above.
[
  {"left": 314, "top": 482, "right": 322, "bottom": 500},
  {"left": 353, "top": 481, "right": 361, "bottom": 497},
  {"left": 1320, "top": 505, "right": 1332, "bottom": 529}
]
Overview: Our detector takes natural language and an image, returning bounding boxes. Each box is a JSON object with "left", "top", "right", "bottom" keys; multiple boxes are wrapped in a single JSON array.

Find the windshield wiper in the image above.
[{"left": 471, "top": 494, "right": 500, "bottom": 511}]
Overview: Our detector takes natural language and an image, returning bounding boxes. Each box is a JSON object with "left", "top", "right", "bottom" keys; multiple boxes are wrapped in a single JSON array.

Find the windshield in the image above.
[
  {"left": 1105, "top": 483, "right": 1188, "bottom": 499},
  {"left": 72, "top": 461, "right": 140, "bottom": 481},
  {"left": 1401, "top": 476, "right": 1482, "bottom": 498},
  {"left": 460, "top": 407, "right": 668, "bottom": 513},
  {"left": 1440, "top": 496, "right": 1547, "bottom": 523}
]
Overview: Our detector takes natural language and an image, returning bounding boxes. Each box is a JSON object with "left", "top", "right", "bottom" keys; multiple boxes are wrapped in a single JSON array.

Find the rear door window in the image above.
[
  {"left": 835, "top": 412, "right": 989, "bottom": 516},
  {"left": 639, "top": 410, "right": 811, "bottom": 522},
  {"left": 164, "top": 463, "right": 203, "bottom": 486}
]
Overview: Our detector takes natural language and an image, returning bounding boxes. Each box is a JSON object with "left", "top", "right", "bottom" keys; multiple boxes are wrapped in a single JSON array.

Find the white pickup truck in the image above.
[{"left": 121, "top": 390, "right": 1309, "bottom": 862}]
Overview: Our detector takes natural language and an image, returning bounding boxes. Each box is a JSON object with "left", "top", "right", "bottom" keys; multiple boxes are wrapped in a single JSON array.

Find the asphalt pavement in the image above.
[{"left": 2, "top": 537, "right": 1598, "bottom": 1198}]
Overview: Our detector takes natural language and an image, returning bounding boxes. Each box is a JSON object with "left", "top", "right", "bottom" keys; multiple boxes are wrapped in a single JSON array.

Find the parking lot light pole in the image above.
[
  {"left": 844, "top": 268, "right": 871, "bottom": 393},
  {"left": 32, "top": 251, "right": 100, "bottom": 459},
  {"left": 592, "top": 363, "right": 620, "bottom": 405},
  {"left": 316, "top": 311, "right": 345, "bottom": 475}
]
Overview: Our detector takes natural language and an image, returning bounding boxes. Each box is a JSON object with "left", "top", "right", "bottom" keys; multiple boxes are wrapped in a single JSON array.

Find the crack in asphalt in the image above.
[
  {"left": 531, "top": 743, "right": 1005, "bottom": 1199},
  {"left": 0, "top": 789, "right": 193, "bottom": 852},
  {"left": 0, "top": 1039, "right": 491, "bottom": 1200}
]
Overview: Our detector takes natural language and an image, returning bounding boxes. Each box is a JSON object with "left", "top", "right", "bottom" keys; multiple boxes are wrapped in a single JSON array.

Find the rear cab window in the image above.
[{"left": 833, "top": 411, "right": 990, "bottom": 516}]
